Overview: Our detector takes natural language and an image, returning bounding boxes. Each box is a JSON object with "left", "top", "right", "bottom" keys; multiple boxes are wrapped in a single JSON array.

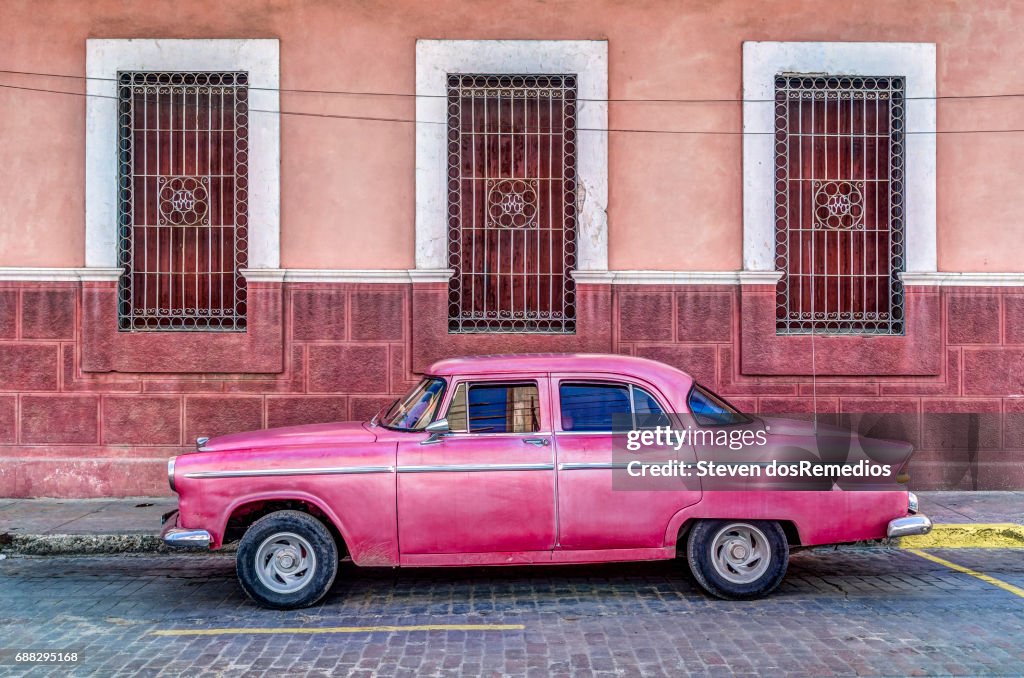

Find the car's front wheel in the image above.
[
  {"left": 236, "top": 510, "right": 339, "bottom": 609},
  {"left": 686, "top": 519, "right": 789, "bottom": 600}
]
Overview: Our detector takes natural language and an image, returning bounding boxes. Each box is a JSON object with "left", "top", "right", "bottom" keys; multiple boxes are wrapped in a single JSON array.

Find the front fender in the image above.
[
  {"left": 207, "top": 479, "right": 400, "bottom": 566},
  {"left": 217, "top": 490, "right": 352, "bottom": 550},
  {"left": 172, "top": 442, "right": 400, "bottom": 564}
]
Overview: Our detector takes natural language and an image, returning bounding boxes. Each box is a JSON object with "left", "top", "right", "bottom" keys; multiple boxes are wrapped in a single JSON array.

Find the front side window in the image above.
[
  {"left": 687, "top": 384, "right": 748, "bottom": 427},
  {"left": 446, "top": 74, "right": 578, "bottom": 334},
  {"left": 380, "top": 378, "right": 446, "bottom": 431},
  {"left": 774, "top": 75, "right": 905, "bottom": 335},
  {"left": 117, "top": 71, "right": 249, "bottom": 330},
  {"left": 445, "top": 382, "right": 540, "bottom": 433},
  {"left": 559, "top": 382, "right": 668, "bottom": 432}
]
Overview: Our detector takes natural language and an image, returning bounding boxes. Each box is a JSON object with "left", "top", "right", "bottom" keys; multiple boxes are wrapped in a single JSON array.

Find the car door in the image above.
[
  {"left": 552, "top": 375, "right": 702, "bottom": 551},
  {"left": 396, "top": 375, "right": 557, "bottom": 555}
]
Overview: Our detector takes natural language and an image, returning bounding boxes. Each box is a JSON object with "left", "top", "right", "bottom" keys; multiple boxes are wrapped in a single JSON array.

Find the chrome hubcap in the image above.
[
  {"left": 710, "top": 523, "right": 771, "bottom": 585},
  {"left": 255, "top": 532, "right": 317, "bottom": 594}
]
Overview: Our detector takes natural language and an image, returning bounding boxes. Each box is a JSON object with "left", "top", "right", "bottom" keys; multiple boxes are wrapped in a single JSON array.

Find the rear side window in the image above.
[
  {"left": 559, "top": 382, "right": 668, "bottom": 432},
  {"left": 446, "top": 382, "right": 540, "bottom": 434},
  {"left": 560, "top": 383, "right": 630, "bottom": 432}
]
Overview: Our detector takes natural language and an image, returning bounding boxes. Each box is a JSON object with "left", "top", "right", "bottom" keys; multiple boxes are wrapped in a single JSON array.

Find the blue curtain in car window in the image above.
[
  {"left": 467, "top": 384, "right": 540, "bottom": 433},
  {"left": 468, "top": 385, "right": 509, "bottom": 433},
  {"left": 560, "top": 384, "right": 631, "bottom": 432}
]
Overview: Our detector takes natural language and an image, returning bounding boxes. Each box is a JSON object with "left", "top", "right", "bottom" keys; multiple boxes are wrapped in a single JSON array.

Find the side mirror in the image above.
[{"left": 421, "top": 418, "right": 450, "bottom": 445}]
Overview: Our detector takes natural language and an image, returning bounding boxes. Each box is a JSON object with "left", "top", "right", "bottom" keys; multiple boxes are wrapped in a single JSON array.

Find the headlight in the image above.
[
  {"left": 908, "top": 491, "right": 919, "bottom": 514},
  {"left": 168, "top": 457, "right": 177, "bottom": 493}
]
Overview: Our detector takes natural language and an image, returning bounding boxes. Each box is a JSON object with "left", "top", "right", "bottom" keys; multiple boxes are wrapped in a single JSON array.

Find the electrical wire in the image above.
[
  {"left": 2, "top": 81, "right": 1023, "bottom": 136},
  {"left": 3, "top": 67, "right": 1024, "bottom": 103}
]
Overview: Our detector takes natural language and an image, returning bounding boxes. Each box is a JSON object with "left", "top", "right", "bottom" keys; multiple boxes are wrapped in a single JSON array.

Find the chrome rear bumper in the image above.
[
  {"left": 887, "top": 514, "right": 933, "bottom": 538},
  {"left": 160, "top": 510, "right": 212, "bottom": 548}
]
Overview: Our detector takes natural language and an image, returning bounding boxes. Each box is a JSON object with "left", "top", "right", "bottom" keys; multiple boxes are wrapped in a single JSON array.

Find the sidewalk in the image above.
[
  {"left": 0, "top": 492, "right": 1021, "bottom": 555},
  {"left": 0, "top": 497, "right": 179, "bottom": 555}
]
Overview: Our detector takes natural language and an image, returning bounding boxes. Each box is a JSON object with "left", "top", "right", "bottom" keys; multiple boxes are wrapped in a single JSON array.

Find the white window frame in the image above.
[
  {"left": 85, "top": 39, "right": 280, "bottom": 273},
  {"left": 742, "top": 41, "right": 936, "bottom": 276},
  {"left": 414, "top": 40, "right": 609, "bottom": 279}
]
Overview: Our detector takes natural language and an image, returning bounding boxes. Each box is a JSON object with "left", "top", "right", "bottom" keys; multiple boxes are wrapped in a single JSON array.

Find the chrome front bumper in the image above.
[
  {"left": 887, "top": 514, "right": 933, "bottom": 538},
  {"left": 160, "top": 510, "right": 212, "bottom": 548}
]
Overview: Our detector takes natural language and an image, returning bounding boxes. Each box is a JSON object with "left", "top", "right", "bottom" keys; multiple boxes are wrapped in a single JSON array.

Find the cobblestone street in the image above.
[{"left": 0, "top": 548, "right": 1022, "bottom": 676}]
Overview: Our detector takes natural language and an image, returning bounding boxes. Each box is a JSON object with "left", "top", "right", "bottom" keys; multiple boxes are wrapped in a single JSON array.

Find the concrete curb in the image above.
[{"left": 0, "top": 533, "right": 237, "bottom": 556}]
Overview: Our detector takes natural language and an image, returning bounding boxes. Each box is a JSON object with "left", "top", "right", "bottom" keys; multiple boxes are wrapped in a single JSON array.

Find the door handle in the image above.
[{"left": 522, "top": 437, "right": 550, "bottom": 447}]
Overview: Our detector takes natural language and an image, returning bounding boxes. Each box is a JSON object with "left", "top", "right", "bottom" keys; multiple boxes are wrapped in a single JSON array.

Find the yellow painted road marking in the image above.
[
  {"left": 908, "top": 549, "right": 1024, "bottom": 599},
  {"left": 152, "top": 624, "right": 525, "bottom": 637},
  {"left": 899, "top": 523, "right": 1024, "bottom": 549}
]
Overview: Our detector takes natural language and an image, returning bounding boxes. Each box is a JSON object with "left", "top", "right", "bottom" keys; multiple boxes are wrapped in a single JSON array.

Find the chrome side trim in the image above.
[
  {"left": 162, "top": 528, "right": 212, "bottom": 549},
  {"left": 553, "top": 430, "right": 616, "bottom": 437},
  {"left": 558, "top": 462, "right": 631, "bottom": 471},
  {"left": 398, "top": 463, "right": 554, "bottom": 473},
  {"left": 443, "top": 431, "right": 555, "bottom": 439},
  {"left": 887, "top": 515, "right": 933, "bottom": 538},
  {"left": 184, "top": 465, "right": 395, "bottom": 479}
]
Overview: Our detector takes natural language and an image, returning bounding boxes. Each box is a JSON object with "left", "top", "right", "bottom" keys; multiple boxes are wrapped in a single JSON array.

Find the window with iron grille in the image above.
[
  {"left": 774, "top": 75, "right": 905, "bottom": 335},
  {"left": 117, "top": 71, "right": 249, "bottom": 331},
  {"left": 446, "top": 74, "right": 577, "bottom": 333}
]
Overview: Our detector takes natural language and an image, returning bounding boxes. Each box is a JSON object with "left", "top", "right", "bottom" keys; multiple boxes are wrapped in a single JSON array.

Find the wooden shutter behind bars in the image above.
[
  {"left": 118, "top": 72, "right": 248, "bottom": 331},
  {"left": 447, "top": 75, "right": 577, "bottom": 333},
  {"left": 775, "top": 75, "right": 905, "bottom": 335}
]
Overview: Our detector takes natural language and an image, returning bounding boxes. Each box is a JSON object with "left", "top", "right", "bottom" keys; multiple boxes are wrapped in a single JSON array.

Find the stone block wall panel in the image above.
[
  {"left": 21, "top": 288, "right": 76, "bottom": 340},
  {"left": 0, "top": 280, "right": 1022, "bottom": 495}
]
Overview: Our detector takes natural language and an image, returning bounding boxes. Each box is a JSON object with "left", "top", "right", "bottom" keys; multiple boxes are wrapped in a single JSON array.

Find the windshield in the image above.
[{"left": 379, "top": 377, "right": 446, "bottom": 431}]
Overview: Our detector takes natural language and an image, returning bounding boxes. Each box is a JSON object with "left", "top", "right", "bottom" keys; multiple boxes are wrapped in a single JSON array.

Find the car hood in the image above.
[{"left": 198, "top": 421, "right": 378, "bottom": 452}]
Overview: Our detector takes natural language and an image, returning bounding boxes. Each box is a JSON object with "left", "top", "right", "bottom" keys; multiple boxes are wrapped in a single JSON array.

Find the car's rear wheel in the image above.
[
  {"left": 236, "top": 510, "right": 338, "bottom": 609},
  {"left": 686, "top": 519, "right": 788, "bottom": 600}
]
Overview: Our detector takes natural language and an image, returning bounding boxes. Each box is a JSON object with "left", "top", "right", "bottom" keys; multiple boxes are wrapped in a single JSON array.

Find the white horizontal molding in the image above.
[
  {"left": 572, "top": 270, "right": 783, "bottom": 285},
  {"left": 6, "top": 268, "right": 1019, "bottom": 288},
  {"left": 0, "top": 267, "right": 450, "bottom": 284},
  {"left": 239, "top": 268, "right": 287, "bottom": 283},
  {"left": 276, "top": 268, "right": 453, "bottom": 284},
  {"left": 900, "top": 272, "right": 1024, "bottom": 287},
  {"left": 738, "top": 271, "right": 784, "bottom": 285},
  {"left": 407, "top": 268, "right": 455, "bottom": 284},
  {"left": 0, "top": 267, "right": 121, "bottom": 282},
  {"left": 571, "top": 271, "right": 617, "bottom": 284}
]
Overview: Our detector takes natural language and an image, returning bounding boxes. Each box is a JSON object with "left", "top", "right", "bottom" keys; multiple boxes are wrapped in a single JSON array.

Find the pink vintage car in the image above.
[{"left": 161, "top": 353, "right": 931, "bottom": 609}]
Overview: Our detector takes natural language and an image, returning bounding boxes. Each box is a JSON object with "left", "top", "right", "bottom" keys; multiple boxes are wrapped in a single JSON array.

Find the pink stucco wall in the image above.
[{"left": 1, "top": 0, "right": 1022, "bottom": 271}]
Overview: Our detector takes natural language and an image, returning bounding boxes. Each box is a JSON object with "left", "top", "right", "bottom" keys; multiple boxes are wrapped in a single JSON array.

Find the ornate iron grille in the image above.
[
  {"left": 117, "top": 72, "right": 248, "bottom": 331},
  {"left": 774, "top": 75, "right": 905, "bottom": 335},
  {"left": 447, "top": 74, "right": 577, "bottom": 333}
]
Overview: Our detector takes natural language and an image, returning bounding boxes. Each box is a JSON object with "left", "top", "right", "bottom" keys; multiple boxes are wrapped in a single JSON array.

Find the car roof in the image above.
[{"left": 426, "top": 353, "right": 692, "bottom": 383}]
